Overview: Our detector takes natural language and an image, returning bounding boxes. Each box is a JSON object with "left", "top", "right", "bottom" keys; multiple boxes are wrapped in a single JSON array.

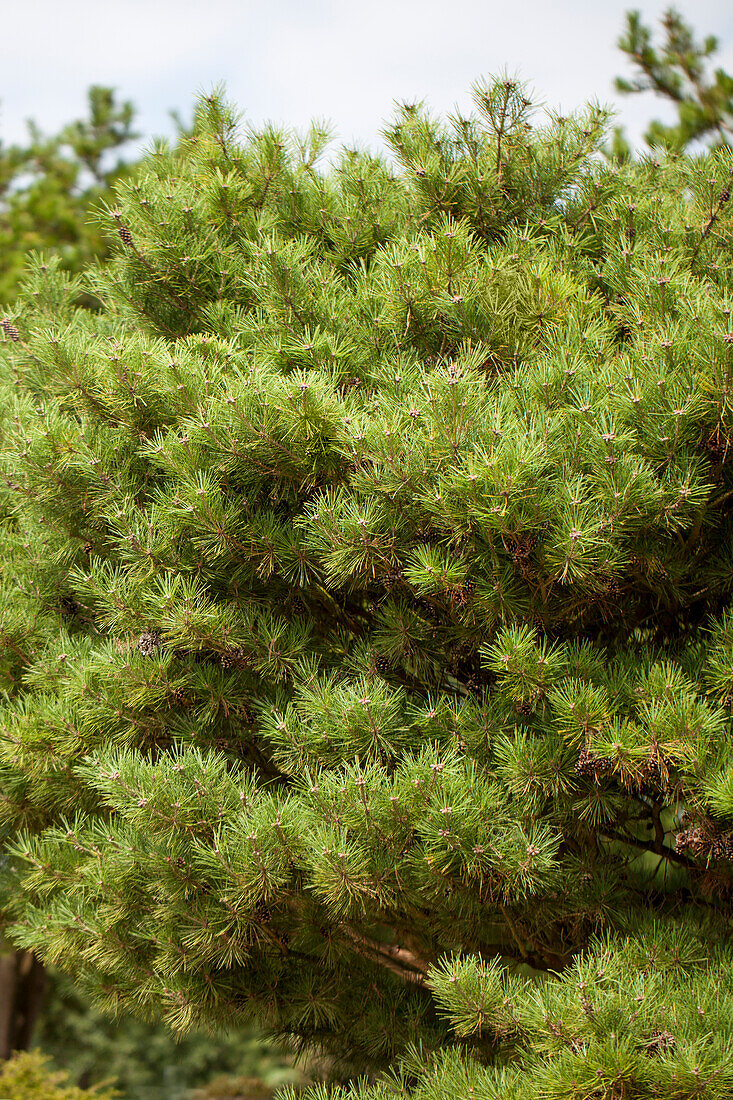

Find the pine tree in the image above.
[
  {"left": 2, "top": 81, "right": 733, "bottom": 1097},
  {"left": 615, "top": 7, "right": 733, "bottom": 152},
  {"left": 0, "top": 86, "right": 139, "bottom": 303}
]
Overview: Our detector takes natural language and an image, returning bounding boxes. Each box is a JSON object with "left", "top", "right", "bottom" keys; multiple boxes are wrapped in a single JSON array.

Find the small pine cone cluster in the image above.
[
  {"left": 220, "top": 647, "right": 245, "bottom": 669},
  {"left": 510, "top": 532, "right": 538, "bottom": 575},
  {"left": 453, "top": 579, "right": 476, "bottom": 607},
  {"left": 138, "top": 631, "right": 161, "bottom": 657},
  {"left": 373, "top": 652, "right": 391, "bottom": 673},
  {"left": 643, "top": 1030, "right": 676, "bottom": 1054},
  {"left": 674, "top": 823, "right": 708, "bottom": 856},
  {"left": 712, "top": 833, "right": 733, "bottom": 861},
  {"left": 289, "top": 596, "right": 307, "bottom": 615},
  {"left": 254, "top": 899, "right": 273, "bottom": 924},
  {"left": 676, "top": 821, "right": 733, "bottom": 861},
  {"left": 1, "top": 318, "right": 20, "bottom": 341},
  {"left": 169, "top": 687, "right": 190, "bottom": 708},
  {"left": 515, "top": 691, "right": 541, "bottom": 717},
  {"left": 574, "top": 746, "right": 612, "bottom": 778},
  {"left": 383, "top": 565, "right": 403, "bottom": 590},
  {"left": 117, "top": 225, "right": 134, "bottom": 248}
]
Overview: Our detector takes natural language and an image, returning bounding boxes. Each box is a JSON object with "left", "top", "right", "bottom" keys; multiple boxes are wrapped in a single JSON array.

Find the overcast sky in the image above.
[{"left": 2, "top": 0, "right": 732, "bottom": 160}]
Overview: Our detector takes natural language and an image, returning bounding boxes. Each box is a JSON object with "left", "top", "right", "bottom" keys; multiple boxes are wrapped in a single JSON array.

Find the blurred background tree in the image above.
[
  {"left": 34, "top": 971, "right": 300, "bottom": 1100},
  {"left": 0, "top": 86, "right": 138, "bottom": 303},
  {"left": 612, "top": 6, "right": 733, "bottom": 157}
]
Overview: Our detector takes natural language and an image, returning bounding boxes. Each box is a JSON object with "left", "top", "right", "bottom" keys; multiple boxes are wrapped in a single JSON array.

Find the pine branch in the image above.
[{"left": 341, "top": 927, "right": 429, "bottom": 984}]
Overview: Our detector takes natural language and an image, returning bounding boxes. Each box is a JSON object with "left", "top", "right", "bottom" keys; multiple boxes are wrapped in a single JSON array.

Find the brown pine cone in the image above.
[
  {"left": 169, "top": 687, "right": 190, "bottom": 708},
  {"left": 138, "top": 631, "right": 161, "bottom": 657},
  {"left": 118, "top": 225, "right": 134, "bottom": 248},
  {"left": 254, "top": 900, "right": 273, "bottom": 923},
  {"left": 220, "top": 647, "right": 245, "bottom": 669},
  {"left": 643, "top": 1030, "right": 676, "bottom": 1054},
  {"left": 574, "top": 746, "right": 612, "bottom": 777},
  {"left": 675, "top": 825, "right": 710, "bottom": 855},
  {"left": 373, "top": 652, "right": 391, "bottom": 673}
]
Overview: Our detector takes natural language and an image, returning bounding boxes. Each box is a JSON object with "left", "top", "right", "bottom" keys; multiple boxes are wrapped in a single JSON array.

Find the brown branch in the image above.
[
  {"left": 651, "top": 802, "right": 665, "bottom": 855},
  {"left": 341, "top": 927, "right": 429, "bottom": 984},
  {"left": 599, "top": 827, "right": 694, "bottom": 869},
  {"left": 498, "top": 903, "right": 529, "bottom": 960}
]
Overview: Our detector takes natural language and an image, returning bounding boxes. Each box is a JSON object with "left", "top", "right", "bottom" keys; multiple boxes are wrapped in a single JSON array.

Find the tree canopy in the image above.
[{"left": 2, "top": 53, "right": 733, "bottom": 1100}]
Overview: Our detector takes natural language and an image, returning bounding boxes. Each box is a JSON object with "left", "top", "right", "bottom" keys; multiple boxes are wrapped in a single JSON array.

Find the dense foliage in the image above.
[{"left": 2, "top": 75, "right": 733, "bottom": 1099}]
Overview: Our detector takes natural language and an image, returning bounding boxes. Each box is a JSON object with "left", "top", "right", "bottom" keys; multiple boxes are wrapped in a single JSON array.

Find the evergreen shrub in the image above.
[{"left": 2, "top": 81, "right": 733, "bottom": 1098}]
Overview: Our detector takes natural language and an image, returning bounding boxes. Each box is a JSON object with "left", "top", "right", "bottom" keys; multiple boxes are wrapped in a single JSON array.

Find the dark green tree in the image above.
[
  {"left": 615, "top": 7, "right": 733, "bottom": 152},
  {"left": 2, "top": 81, "right": 733, "bottom": 1098}
]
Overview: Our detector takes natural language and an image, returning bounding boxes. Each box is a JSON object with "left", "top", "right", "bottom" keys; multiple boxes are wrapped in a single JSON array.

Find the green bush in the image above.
[
  {"left": 0, "top": 1050, "right": 117, "bottom": 1100},
  {"left": 3, "top": 77, "right": 733, "bottom": 1099}
]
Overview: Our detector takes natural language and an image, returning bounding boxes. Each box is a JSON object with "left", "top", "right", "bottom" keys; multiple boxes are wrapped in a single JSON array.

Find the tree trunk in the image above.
[{"left": 0, "top": 950, "right": 46, "bottom": 1060}]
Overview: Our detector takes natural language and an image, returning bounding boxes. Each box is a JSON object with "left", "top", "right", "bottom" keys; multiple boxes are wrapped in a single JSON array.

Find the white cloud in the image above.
[{"left": 1, "top": 0, "right": 732, "bottom": 155}]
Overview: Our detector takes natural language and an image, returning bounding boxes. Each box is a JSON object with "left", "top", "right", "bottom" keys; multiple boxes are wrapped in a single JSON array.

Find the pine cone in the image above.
[
  {"left": 454, "top": 579, "right": 476, "bottom": 606},
  {"left": 643, "top": 1030, "right": 675, "bottom": 1053},
  {"left": 574, "top": 746, "right": 611, "bottom": 777},
  {"left": 1, "top": 318, "right": 20, "bottom": 341},
  {"left": 710, "top": 832, "right": 733, "bottom": 861},
  {"left": 373, "top": 652, "right": 391, "bottom": 673},
  {"left": 510, "top": 532, "right": 538, "bottom": 563},
  {"left": 383, "top": 565, "right": 403, "bottom": 590},
  {"left": 220, "top": 647, "right": 245, "bottom": 669},
  {"left": 169, "top": 687, "right": 190, "bottom": 708},
  {"left": 675, "top": 825, "right": 711, "bottom": 856},
  {"left": 254, "top": 900, "right": 273, "bottom": 923},
  {"left": 118, "top": 225, "right": 134, "bottom": 248},
  {"left": 138, "top": 632, "right": 161, "bottom": 657}
]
